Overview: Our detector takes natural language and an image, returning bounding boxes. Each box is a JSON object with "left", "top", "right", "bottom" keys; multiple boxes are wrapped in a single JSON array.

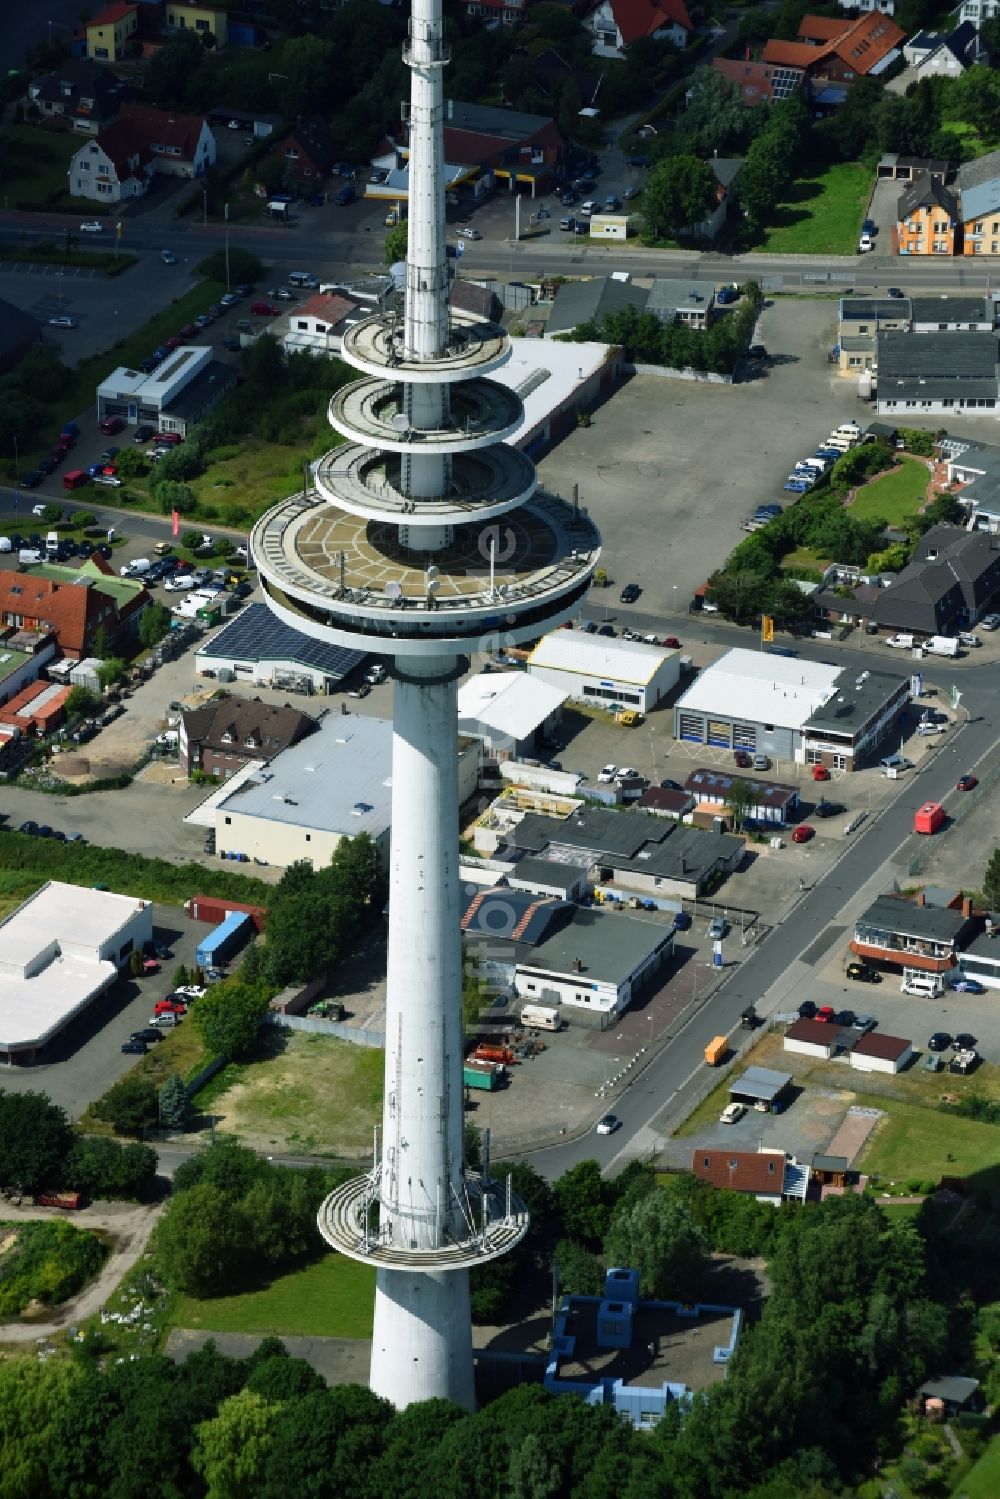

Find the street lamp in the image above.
[{"left": 224, "top": 203, "right": 230, "bottom": 293}]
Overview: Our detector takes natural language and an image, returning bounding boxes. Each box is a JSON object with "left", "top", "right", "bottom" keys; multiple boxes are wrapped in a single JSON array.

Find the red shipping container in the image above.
[
  {"left": 914, "top": 802, "right": 945, "bottom": 835},
  {"left": 188, "top": 895, "right": 269, "bottom": 932}
]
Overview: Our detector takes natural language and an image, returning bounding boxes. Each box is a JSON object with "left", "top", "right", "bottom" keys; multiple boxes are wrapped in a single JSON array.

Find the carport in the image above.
[{"left": 728, "top": 1066, "right": 793, "bottom": 1114}]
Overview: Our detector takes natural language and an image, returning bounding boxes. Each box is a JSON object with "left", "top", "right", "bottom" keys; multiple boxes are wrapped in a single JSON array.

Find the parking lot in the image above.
[
  {"left": 0, "top": 901, "right": 209, "bottom": 1120},
  {"left": 534, "top": 296, "right": 861, "bottom": 612}
]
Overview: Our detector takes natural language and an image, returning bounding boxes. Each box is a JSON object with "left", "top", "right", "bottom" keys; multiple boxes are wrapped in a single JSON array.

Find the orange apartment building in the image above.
[{"left": 896, "top": 174, "right": 959, "bottom": 255}]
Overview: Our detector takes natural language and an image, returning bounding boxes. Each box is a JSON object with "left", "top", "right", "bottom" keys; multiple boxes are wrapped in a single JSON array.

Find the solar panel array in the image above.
[{"left": 198, "top": 603, "right": 365, "bottom": 679}]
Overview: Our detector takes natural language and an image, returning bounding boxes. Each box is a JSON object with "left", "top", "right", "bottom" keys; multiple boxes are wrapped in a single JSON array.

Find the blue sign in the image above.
[{"left": 455, "top": 240, "right": 465, "bottom": 256}]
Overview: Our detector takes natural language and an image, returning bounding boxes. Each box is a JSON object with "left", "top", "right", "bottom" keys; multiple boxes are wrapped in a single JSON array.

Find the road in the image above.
[{"left": 521, "top": 664, "right": 1000, "bottom": 1181}]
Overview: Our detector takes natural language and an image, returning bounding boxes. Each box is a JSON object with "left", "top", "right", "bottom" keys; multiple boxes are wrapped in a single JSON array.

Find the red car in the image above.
[
  {"left": 250, "top": 301, "right": 279, "bottom": 316},
  {"left": 811, "top": 765, "right": 830, "bottom": 782},
  {"left": 142, "top": 957, "right": 160, "bottom": 974},
  {"left": 792, "top": 824, "right": 815, "bottom": 843},
  {"left": 734, "top": 750, "right": 752, "bottom": 769},
  {"left": 957, "top": 773, "right": 978, "bottom": 791},
  {"left": 154, "top": 998, "right": 186, "bottom": 1016},
  {"left": 816, "top": 1005, "right": 836, "bottom": 1023},
  {"left": 179, "top": 323, "right": 198, "bottom": 339},
  {"left": 662, "top": 636, "right": 681, "bottom": 649}
]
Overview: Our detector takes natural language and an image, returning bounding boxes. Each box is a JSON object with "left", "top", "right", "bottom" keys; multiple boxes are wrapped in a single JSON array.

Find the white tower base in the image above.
[{"left": 371, "top": 1266, "right": 475, "bottom": 1410}]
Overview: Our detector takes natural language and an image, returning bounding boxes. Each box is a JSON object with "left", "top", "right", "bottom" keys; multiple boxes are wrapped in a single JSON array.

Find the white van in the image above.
[
  {"left": 288, "top": 271, "right": 319, "bottom": 288},
  {"left": 0, "top": 537, "right": 11, "bottom": 553},
  {"left": 900, "top": 970, "right": 945, "bottom": 998},
  {"left": 45, "top": 532, "right": 59, "bottom": 556},
  {"left": 18, "top": 549, "right": 41, "bottom": 564},
  {"left": 520, "top": 1004, "right": 564, "bottom": 1031}
]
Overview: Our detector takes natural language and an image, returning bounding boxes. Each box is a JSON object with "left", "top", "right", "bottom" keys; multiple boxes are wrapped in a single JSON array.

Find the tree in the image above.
[
  {"left": 0, "top": 1359, "right": 81, "bottom": 1499},
  {"left": 553, "top": 1160, "right": 611, "bottom": 1246},
  {"left": 152, "top": 478, "right": 198, "bottom": 516},
  {"left": 642, "top": 155, "right": 716, "bottom": 238},
  {"left": 62, "top": 1135, "right": 157, "bottom": 1200},
  {"left": 92, "top": 1075, "right": 159, "bottom": 1137},
  {"left": 96, "top": 656, "right": 125, "bottom": 688},
  {"left": 554, "top": 1238, "right": 605, "bottom": 1296},
  {"left": 723, "top": 777, "right": 754, "bottom": 831},
  {"left": 40, "top": 502, "right": 62, "bottom": 524},
  {"left": 604, "top": 1189, "right": 708, "bottom": 1300},
  {"left": 70, "top": 509, "right": 96, "bottom": 529},
  {"left": 984, "top": 847, "right": 1000, "bottom": 909},
  {"left": 112, "top": 447, "right": 148, "bottom": 481},
  {"left": 192, "top": 978, "right": 272, "bottom": 1060},
  {"left": 156, "top": 444, "right": 204, "bottom": 484},
  {"left": 158, "top": 1073, "right": 190, "bottom": 1132},
  {"left": 155, "top": 1180, "right": 251, "bottom": 1294},
  {"left": 0, "top": 1090, "right": 72, "bottom": 1192},
  {"left": 138, "top": 602, "right": 171, "bottom": 648},
  {"left": 145, "top": 31, "right": 204, "bottom": 107},
  {"left": 385, "top": 221, "right": 408, "bottom": 265},
  {"left": 66, "top": 685, "right": 101, "bottom": 718},
  {"left": 192, "top": 1388, "right": 280, "bottom": 1497},
  {"left": 182, "top": 529, "right": 203, "bottom": 551}
]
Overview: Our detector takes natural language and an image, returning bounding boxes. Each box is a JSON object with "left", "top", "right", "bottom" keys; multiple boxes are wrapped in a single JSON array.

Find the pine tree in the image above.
[
  {"left": 158, "top": 1074, "right": 191, "bottom": 1133},
  {"left": 984, "top": 849, "right": 1000, "bottom": 911}
]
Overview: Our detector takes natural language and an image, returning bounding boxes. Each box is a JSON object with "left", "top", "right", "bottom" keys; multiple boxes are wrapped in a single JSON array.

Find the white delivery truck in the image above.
[
  {"left": 924, "top": 636, "right": 959, "bottom": 657},
  {"left": 885, "top": 634, "right": 915, "bottom": 649}
]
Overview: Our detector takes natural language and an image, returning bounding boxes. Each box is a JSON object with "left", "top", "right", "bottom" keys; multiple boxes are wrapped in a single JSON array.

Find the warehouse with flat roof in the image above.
[
  {"left": 0, "top": 881, "right": 152, "bottom": 1061},
  {"left": 528, "top": 629, "right": 680, "bottom": 715}
]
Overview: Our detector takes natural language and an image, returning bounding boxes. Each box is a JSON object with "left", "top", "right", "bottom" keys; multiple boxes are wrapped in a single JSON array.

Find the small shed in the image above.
[
  {"left": 810, "top": 1154, "right": 851, "bottom": 1187},
  {"left": 850, "top": 1031, "right": 913, "bottom": 1075},
  {"left": 917, "top": 1375, "right": 981, "bottom": 1416},
  {"left": 729, "top": 1066, "right": 793, "bottom": 1113},
  {"left": 783, "top": 1018, "right": 839, "bottom": 1059}
]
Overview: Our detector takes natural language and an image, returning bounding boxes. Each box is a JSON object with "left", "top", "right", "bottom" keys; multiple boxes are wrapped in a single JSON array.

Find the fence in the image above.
[{"left": 262, "top": 1012, "right": 384, "bottom": 1048}]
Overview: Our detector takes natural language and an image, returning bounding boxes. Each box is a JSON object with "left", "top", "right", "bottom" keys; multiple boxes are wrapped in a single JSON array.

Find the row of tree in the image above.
[
  {"left": 560, "top": 295, "right": 760, "bottom": 378},
  {"left": 0, "top": 1090, "right": 156, "bottom": 1198}
]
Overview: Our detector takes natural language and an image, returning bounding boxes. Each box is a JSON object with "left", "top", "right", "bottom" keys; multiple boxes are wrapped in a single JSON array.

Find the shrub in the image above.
[{"left": 0, "top": 1220, "right": 106, "bottom": 1317}]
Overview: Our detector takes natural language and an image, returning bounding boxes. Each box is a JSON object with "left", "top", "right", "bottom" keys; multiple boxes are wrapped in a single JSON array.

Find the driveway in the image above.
[{"left": 0, "top": 1198, "right": 162, "bottom": 1340}]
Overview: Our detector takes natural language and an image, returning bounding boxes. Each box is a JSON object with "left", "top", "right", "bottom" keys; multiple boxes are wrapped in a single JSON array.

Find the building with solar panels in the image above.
[{"left": 195, "top": 603, "right": 365, "bottom": 694}]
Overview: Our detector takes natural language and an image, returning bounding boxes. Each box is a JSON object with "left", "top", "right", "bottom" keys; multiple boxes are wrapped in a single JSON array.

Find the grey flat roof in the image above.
[
  {"left": 877, "top": 329, "right": 999, "bottom": 381},
  {"left": 509, "top": 807, "right": 668, "bottom": 861},
  {"left": 856, "top": 894, "right": 971, "bottom": 942},
  {"left": 506, "top": 855, "right": 587, "bottom": 892},
  {"left": 918, "top": 1375, "right": 980, "bottom": 1404},
  {"left": 811, "top": 1154, "right": 849, "bottom": 1171},
  {"left": 198, "top": 602, "right": 364, "bottom": 679},
  {"left": 520, "top": 905, "right": 672, "bottom": 987},
  {"left": 910, "top": 296, "right": 991, "bottom": 324},
  {"left": 163, "top": 359, "right": 237, "bottom": 421},
  {"left": 730, "top": 1066, "right": 792, "bottom": 1103},
  {"left": 841, "top": 298, "right": 911, "bottom": 322},
  {"left": 804, "top": 666, "right": 907, "bottom": 735},
  {"left": 214, "top": 712, "right": 392, "bottom": 837},
  {"left": 616, "top": 826, "right": 743, "bottom": 881}
]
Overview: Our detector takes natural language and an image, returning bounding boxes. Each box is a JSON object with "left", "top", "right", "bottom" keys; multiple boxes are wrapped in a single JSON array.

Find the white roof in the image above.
[
  {"left": 481, "top": 334, "right": 612, "bottom": 449},
  {"left": 96, "top": 345, "right": 211, "bottom": 403},
  {"left": 528, "top": 628, "right": 672, "bottom": 686},
  {"left": 677, "top": 648, "right": 839, "bottom": 730},
  {"left": 0, "top": 881, "right": 149, "bottom": 1049},
  {"left": 458, "top": 670, "right": 567, "bottom": 739}
]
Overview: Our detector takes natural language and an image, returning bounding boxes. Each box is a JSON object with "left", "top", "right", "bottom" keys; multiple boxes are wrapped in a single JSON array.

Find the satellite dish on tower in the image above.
[
  {"left": 385, "top": 581, "right": 403, "bottom": 599},
  {"left": 391, "top": 413, "right": 409, "bottom": 433}
]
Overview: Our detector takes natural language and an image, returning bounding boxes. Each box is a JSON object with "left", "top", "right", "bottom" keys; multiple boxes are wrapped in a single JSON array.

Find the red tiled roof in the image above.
[
  {"left": 611, "top": 0, "right": 692, "bottom": 44},
  {"left": 763, "top": 11, "right": 904, "bottom": 76},
  {"left": 796, "top": 15, "right": 845, "bottom": 42},
  {"left": 88, "top": 2, "right": 138, "bottom": 24},
  {"left": 762, "top": 39, "right": 824, "bottom": 67},
  {"left": 117, "top": 102, "right": 208, "bottom": 162},
  {"left": 692, "top": 1149, "right": 787, "bottom": 1195},
  {"left": 92, "top": 117, "right": 150, "bottom": 180},
  {"left": 295, "top": 292, "right": 355, "bottom": 324},
  {"left": 853, "top": 1031, "right": 911, "bottom": 1061},
  {"left": 712, "top": 58, "right": 804, "bottom": 106},
  {"left": 0, "top": 571, "right": 147, "bottom": 657}
]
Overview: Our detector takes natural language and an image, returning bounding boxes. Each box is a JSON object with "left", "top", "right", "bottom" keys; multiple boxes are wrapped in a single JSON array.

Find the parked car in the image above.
[
  {"left": 121, "top": 1041, "right": 148, "bottom": 1055},
  {"left": 48, "top": 315, "right": 77, "bottom": 329},
  {"left": 130, "top": 1028, "right": 163, "bottom": 1045},
  {"left": 950, "top": 977, "right": 986, "bottom": 994},
  {"left": 853, "top": 1013, "right": 877, "bottom": 1032},
  {"left": 720, "top": 1102, "right": 746, "bottom": 1125},
  {"left": 250, "top": 301, "right": 279, "bottom": 316},
  {"left": 957, "top": 773, "right": 978, "bottom": 791},
  {"left": 811, "top": 765, "right": 831, "bottom": 782},
  {"left": 672, "top": 911, "right": 692, "bottom": 931},
  {"left": 814, "top": 800, "right": 844, "bottom": 818},
  {"left": 161, "top": 249, "right": 177, "bottom": 265},
  {"left": 816, "top": 1005, "right": 836, "bottom": 1023},
  {"left": 792, "top": 824, "right": 815, "bottom": 843},
  {"left": 955, "top": 1032, "right": 978, "bottom": 1050},
  {"left": 927, "top": 1032, "right": 952, "bottom": 1052},
  {"left": 595, "top": 1113, "right": 620, "bottom": 1136},
  {"left": 80, "top": 220, "right": 102, "bottom": 233},
  {"left": 708, "top": 916, "right": 728, "bottom": 941},
  {"left": 597, "top": 764, "right": 618, "bottom": 783},
  {"left": 798, "top": 1000, "right": 817, "bottom": 1020},
  {"left": 846, "top": 962, "right": 882, "bottom": 984},
  {"left": 980, "top": 613, "right": 1000, "bottom": 630}
]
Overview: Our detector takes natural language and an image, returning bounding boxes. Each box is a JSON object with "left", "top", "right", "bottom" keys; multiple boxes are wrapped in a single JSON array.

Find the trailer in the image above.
[
  {"left": 195, "top": 909, "right": 254, "bottom": 969},
  {"left": 705, "top": 1035, "right": 728, "bottom": 1066},
  {"left": 464, "top": 1062, "right": 500, "bottom": 1091},
  {"left": 34, "top": 1192, "right": 84, "bottom": 1210}
]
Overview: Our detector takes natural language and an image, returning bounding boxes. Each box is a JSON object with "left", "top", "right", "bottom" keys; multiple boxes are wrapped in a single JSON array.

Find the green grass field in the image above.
[
  {"left": 0, "top": 124, "right": 89, "bottom": 211},
  {"left": 859, "top": 1098, "right": 1000, "bottom": 1192},
  {"left": 760, "top": 163, "right": 871, "bottom": 255},
  {"left": 848, "top": 456, "right": 928, "bottom": 526},
  {"left": 954, "top": 1436, "right": 1000, "bottom": 1497},
  {"left": 172, "top": 1254, "right": 376, "bottom": 1338}
]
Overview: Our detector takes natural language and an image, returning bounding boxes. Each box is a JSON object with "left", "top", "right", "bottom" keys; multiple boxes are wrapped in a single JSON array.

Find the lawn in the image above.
[
  {"left": 760, "top": 162, "right": 871, "bottom": 255},
  {"left": 954, "top": 1436, "right": 1000, "bottom": 1498},
  {"left": 858, "top": 1097, "right": 1000, "bottom": 1192},
  {"left": 171, "top": 1253, "right": 376, "bottom": 1339},
  {"left": 848, "top": 455, "right": 929, "bottom": 526},
  {"left": 0, "top": 124, "right": 89, "bottom": 212},
  {"left": 208, "top": 1030, "right": 384, "bottom": 1156},
  {"left": 782, "top": 545, "right": 834, "bottom": 575}
]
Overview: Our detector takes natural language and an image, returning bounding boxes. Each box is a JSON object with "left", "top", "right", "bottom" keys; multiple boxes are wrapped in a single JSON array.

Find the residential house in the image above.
[
  {"left": 957, "top": 150, "right": 1000, "bottom": 254},
  {"left": 179, "top": 697, "right": 318, "bottom": 778},
  {"left": 692, "top": 1148, "right": 810, "bottom": 1206},
  {"left": 0, "top": 560, "right": 150, "bottom": 661},
  {"left": 545, "top": 275, "right": 648, "bottom": 338},
  {"left": 282, "top": 291, "right": 364, "bottom": 357},
  {"left": 589, "top": 0, "right": 693, "bottom": 59},
  {"left": 896, "top": 174, "right": 960, "bottom": 256},
  {"left": 681, "top": 159, "right": 743, "bottom": 243},
  {"left": 68, "top": 103, "right": 215, "bottom": 202},
  {"left": 27, "top": 59, "right": 131, "bottom": 134},
  {"left": 164, "top": 2, "right": 229, "bottom": 46},
  {"left": 851, "top": 891, "right": 979, "bottom": 973},
  {"left": 890, "top": 21, "right": 981, "bottom": 90},
  {"left": 838, "top": 0, "right": 894, "bottom": 12},
  {"left": 938, "top": 432, "right": 1000, "bottom": 531},
  {"left": 266, "top": 115, "right": 335, "bottom": 186},
  {"left": 85, "top": 2, "right": 140, "bottom": 61},
  {"left": 956, "top": 0, "right": 1000, "bottom": 33},
  {"left": 837, "top": 294, "right": 910, "bottom": 373},
  {"left": 762, "top": 11, "right": 906, "bottom": 109},
  {"left": 646, "top": 278, "right": 718, "bottom": 330},
  {"left": 458, "top": 0, "right": 527, "bottom": 25},
  {"left": 711, "top": 57, "right": 805, "bottom": 107},
  {"left": 870, "top": 522, "right": 1000, "bottom": 632},
  {"left": 917, "top": 1377, "right": 983, "bottom": 1417},
  {"left": 874, "top": 329, "right": 999, "bottom": 416}
]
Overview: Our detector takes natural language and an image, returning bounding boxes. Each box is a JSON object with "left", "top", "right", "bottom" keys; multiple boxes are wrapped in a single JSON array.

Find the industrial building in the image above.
[
  {"left": 528, "top": 629, "right": 680, "bottom": 716},
  {"left": 96, "top": 345, "right": 236, "bottom": 436},
  {"left": 461, "top": 886, "right": 673, "bottom": 1022},
  {"left": 195, "top": 603, "right": 365, "bottom": 694},
  {"left": 457, "top": 670, "right": 567, "bottom": 759},
  {"left": 673, "top": 649, "right": 909, "bottom": 772},
  {"left": 0, "top": 881, "right": 152, "bottom": 1062}
]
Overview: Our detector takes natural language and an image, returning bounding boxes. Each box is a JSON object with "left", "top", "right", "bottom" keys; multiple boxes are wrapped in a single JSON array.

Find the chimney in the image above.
[
  {"left": 915, "top": 891, "right": 925, "bottom": 907},
  {"left": 962, "top": 896, "right": 972, "bottom": 918}
]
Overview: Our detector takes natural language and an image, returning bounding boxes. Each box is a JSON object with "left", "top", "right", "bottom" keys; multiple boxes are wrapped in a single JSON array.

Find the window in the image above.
[
  {"left": 80, "top": 160, "right": 90, "bottom": 171},
  {"left": 702, "top": 1157, "right": 710, "bottom": 1167},
  {"left": 768, "top": 1161, "right": 775, "bottom": 1173},
  {"left": 305, "top": 833, "right": 311, "bottom": 842},
  {"left": 225, "top": 816, "right": 231, "bottom": 825},
  {"left": 285, "top": 147, "right": 299, "bottom": 159},
  {"left": 196, "top": 17, "right": 209, "bottom": 29}
]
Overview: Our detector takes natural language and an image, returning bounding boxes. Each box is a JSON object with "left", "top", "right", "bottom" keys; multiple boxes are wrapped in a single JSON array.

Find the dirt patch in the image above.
[
  {"left": 211, "top": 1030, "right": 384, "bottom": 1158},
  {"left": 0, "top": 1232, "right": 18, "bottom": 1257}
]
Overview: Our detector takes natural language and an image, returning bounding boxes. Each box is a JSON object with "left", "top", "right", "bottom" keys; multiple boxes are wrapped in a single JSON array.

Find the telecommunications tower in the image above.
[{"left": 251, "top": 0, "right": 600, "bottom": 1410}]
